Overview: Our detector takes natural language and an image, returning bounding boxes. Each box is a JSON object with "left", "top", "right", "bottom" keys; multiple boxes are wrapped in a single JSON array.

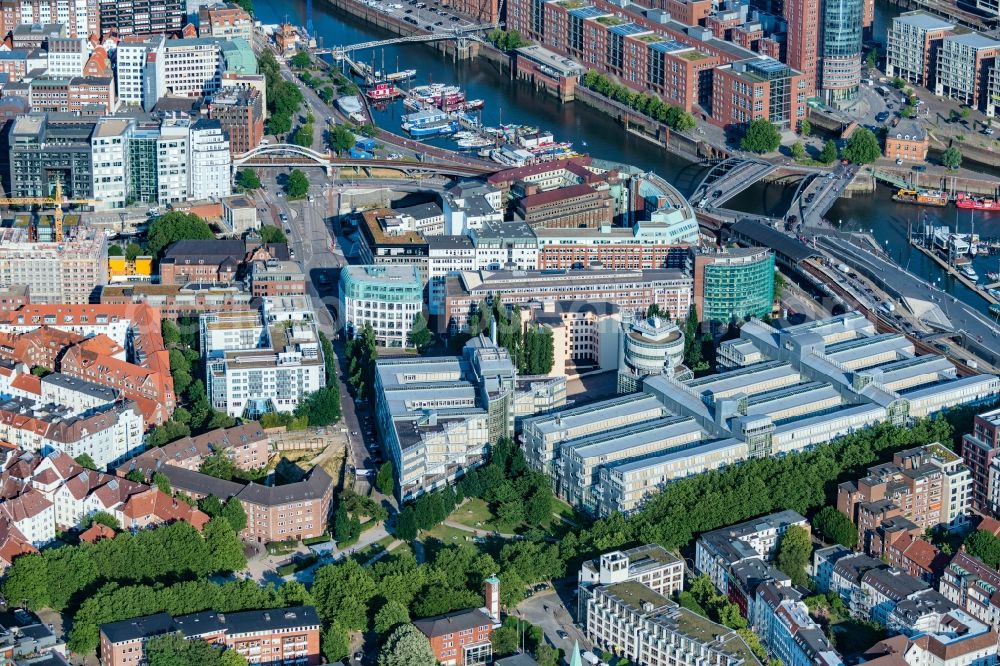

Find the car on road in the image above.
[
  {"left": 912, "top": 165, "right": 926, "bottom": 172},
  {"left": 557, "top": 630, "right": 568, "bottom": 640},
  {"left": 984, "top": 127, "right": 995, "bottom": 135},
  {"left": 434, "top": 20, "right": 443, "bottom": 24},
  {"left": 712, "top": 189, "right": 722, "bottom": 198},
  {"left": 285, "top": 227, "right": 292, "bottom": 234},
  {"left": 875, "top": 111, "right": 890, "bottom": 122},
  {"left": 308, "top": 195, "right": 315, "bottom": 202},
  {"left": 279, "top": 212, "right": 288, "bottom": 221},
  {"left": 450, "top": 15, "right": 459, "bottom": 19}
]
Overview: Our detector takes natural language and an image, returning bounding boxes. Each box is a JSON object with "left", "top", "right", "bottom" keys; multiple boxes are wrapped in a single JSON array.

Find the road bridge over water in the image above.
[{"left": 232, "top": 143, "right": 494, "bottom": 178}]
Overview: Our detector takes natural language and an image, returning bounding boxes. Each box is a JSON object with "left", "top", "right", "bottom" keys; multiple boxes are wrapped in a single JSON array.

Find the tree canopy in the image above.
[
  {"left": 842, "top": 128, "right": 881, "bottom": 164},
  {"left": 812, "top": 506, "right": 858, "bottom": 549},
  {"left": 377, "top": 624, "right": 436, "bottom": 666},
  {"left": 819, "top": 140, "right": 839, "bottom": 164},
  {"left": 965, "top": 529, "right": 1000, "bottom": 568},
  {"left": 776, "top": 525, "right": 813, "bottom": 588},
  {"left": 285, "top": 170, "right": 309, "bottom": 199},
  {"left": 235, "top": 169, "right": 261, "bottom": 191},
  {"left": 146, "top": 212, "right": 214, "bottom": 257},
  {"left": 329, "top": 124, "right": 356, "bottom": 155},
  {"left": 258, "top": 225, "right": 287, "bottom": 244},
  {"left": 941, "top": 146, "right": 962, "bottom": 170},
  {"left": 740, "top": 119, "right": 781, "bottom": 154}
]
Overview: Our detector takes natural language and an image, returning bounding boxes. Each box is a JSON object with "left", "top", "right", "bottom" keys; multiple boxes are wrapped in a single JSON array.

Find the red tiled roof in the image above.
[
  {"left": 10, "top": 374, "right": 40, "bottom": 396},
  {"left": 518, "top": 183, "right": 601, "bottom": 209},
  {"left": 80, "top": 522, "right": 116, "bottom": 543}
]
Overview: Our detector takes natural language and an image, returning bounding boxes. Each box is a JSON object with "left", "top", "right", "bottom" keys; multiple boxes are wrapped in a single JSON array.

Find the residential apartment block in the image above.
[
  {"left": 0, "top": 0, "right": 96, "bottom": 38},
  {"left": 0, "top": 302, "right": 175, "bottom": 426},
  {"left": 935, "top": 33, "right": 1000, "bottom": 110},
  {"left": 117, "top": 422, "right": 269, "bottom": 476},
  {"left": 712, "top": 58, "right": 806, "bottom": 131},
  {"left": 939, "top": 551, "right": 1000, "bottom": 630},
  {"left": 139, "top": 464, "right": 333, "bottom": 543},
  {"left": 202, "top": 302, "right": 325, "bottom": 418},
  {"left": 887, "top": 12, "right": 954, "bottom": 86},
  {"left": 838, "top": 444, "right": 972, "bottom": 550},
  {"left": 208, "top": 85, "right": 264, "bottom": 154},
  {"left": 198, "top": 2, "right": 254, "bottom": 41},
  {"left": 0, "top": 447, "right": 207, "bottom": 549},
  {"left": 863, "top": 609, "right": 997, "bottom": 666},
  {"left": 960, "top": 406, "right": 1000, "bottom": 513},
  {"left": 695, "top": 510, "right": 808, "bottom": 594},
  {"left": 188, "top": 119, "right": 232, "bottom": 201},
  {"left": 753, "top": 583, "right": 843, "bottom": 666},
  {"left": 99, "top": 607, "right": 321, "bottom": 666},
  {"left": 98, "top": 0, "right": 184, "bottom": 36}
]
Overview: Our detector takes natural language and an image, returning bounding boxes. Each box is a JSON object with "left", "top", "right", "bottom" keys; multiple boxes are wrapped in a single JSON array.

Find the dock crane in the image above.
[{"left": 0, "top": 179, "right": 97, "bottom": 242}]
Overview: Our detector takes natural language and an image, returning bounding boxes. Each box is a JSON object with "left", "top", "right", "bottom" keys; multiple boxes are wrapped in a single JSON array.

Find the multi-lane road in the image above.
[{"left": 254, "top": 167, "right": 386, "bottom": 495}]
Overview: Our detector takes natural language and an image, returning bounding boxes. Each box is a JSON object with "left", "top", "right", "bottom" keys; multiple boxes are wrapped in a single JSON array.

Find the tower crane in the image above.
[{"left": 0, "top": 179, "right": 97, "bottom": 242}]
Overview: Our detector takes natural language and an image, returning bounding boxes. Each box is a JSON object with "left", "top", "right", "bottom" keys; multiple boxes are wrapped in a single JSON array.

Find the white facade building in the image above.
[
  {"left": 115, "top": 35, "right": 165, "bottom": 109},
  {"left": 162, "top": 38, "right": 224, "bottom": 98},
  {"left": 340, "top": 265, "right": 424, "bottom": 348},
  {"left": 91, "top": 117, "right": 133, "bottom": 210},
  {"left": 46, "top": 36, "right": 89, "bottom": 77},
  {"left": 156, "top": 117, "right": 189, "bottom": 204},
  {"left": 202, "top": 303, "right": 326, "bottom": 418},
  {"left": 188, "top": 119, "right": 232, "bottom": 200}
]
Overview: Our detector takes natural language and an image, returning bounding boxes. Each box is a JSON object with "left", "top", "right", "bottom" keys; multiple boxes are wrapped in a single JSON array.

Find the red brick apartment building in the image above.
[
  {"left": 99, "top": 607, "right": 321, "bottom": 666},
  {"left": 960, "top": 407, "right": 1000, "bottom": 513},
  {"left": 98, "top": 283, "right": 258, "bottom": 322},
  {"left": 125, "top": 464, "right": 333, "bottom": 543},
  {"left": 117, "top": 422, "right": 269, "bottom": 475},
  {"left": 208, "top": 85, "right": 264, "bottom": 155}
]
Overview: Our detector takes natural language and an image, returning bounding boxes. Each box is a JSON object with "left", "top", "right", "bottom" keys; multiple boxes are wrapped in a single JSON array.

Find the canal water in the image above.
[{"left": 255, "top": 0, "right": 1000, "bottom": 316}]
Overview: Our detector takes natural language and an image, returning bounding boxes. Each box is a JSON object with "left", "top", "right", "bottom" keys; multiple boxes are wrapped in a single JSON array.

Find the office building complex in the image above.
[
  {"left": 91, "top": 117, "right": 133, "bottom": 210},
  {"left": 692, "top": 248, "right": 775, "bottom": 324},
  {"left": 247, "top": 260, "right": 305, "bottom": 298},
  {"left": 198, "top": 2, "right": 254, "bottom": 41},
  {"left": 202, "top": 302, "right": 325, "bottom": 418},
  {"left": 46, "top": 37, "right": 87, "bottom": 77},
  {"left": 712, "top": 58, "right": 807, "bottom": 131},
  {"left": 375, "top": 336, "right": 565, "bottom": 501},
  {"left": 340, "top": 265, "right": 424, "bottom": 348},
  {"left": 838, "top": 444, "right": 972, "bottom": 549},
  {"left": 819, "top": 0, "right": 863, "bottom": 108},
  {"left": 886, "top": 12, "right": 954, "bottom": 86},
  {"left": 534, "top": 214, "right": 698, "bottom": 270},
  {"left": 578, "top": 545, "right": 685, "bottom": 614},
  {"left": 99, "top": 607, "right": 321, "bottom": 666},
  {"left": 784, "top": 0, "right": 819, "bottom": 95},
  {"left": 98, "top": 0, "right": 184, "bottom": 35},
  {"left": 513, "top": 183, "right": 614, "bottom": 229},
  {"left": 523, "top": 313, "right": 997, "bottom": 517},
  {"left": 188, "top": 119, "right": 232, "bottom": 201}
]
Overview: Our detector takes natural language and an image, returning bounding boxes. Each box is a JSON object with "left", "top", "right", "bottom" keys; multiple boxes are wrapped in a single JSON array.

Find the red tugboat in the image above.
[
  {"left": 956, "top": 192, "right": 999, "bottom": 210},
  {"left": 366, "top": 82, "right": 401, "bottom": 102}
]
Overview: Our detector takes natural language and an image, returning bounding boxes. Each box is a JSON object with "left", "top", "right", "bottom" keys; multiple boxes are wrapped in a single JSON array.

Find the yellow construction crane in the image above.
[{"left": 0, "top": 179, "right": 97, "bottom": 242}]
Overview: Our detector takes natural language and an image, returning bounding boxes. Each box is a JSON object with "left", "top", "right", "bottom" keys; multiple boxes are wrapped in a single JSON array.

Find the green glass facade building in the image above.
[{"left": 694, "top": 248, "right": 775, "bottom": 323}]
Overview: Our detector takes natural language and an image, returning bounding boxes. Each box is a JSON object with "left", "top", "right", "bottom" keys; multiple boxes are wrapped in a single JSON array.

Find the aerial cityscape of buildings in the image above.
[{"left": 0, "top": 0, "right": 996, "bottom": 664}]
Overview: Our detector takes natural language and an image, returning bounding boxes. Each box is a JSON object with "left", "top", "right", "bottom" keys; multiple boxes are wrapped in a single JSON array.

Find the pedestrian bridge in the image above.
[{"left": 231, "top": 143, "right": 495, "bottom": 178}]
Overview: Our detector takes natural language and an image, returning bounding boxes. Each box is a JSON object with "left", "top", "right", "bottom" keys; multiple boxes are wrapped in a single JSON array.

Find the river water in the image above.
[{"left": 255, "top": 0, "right": 1000, "bottom": 315}]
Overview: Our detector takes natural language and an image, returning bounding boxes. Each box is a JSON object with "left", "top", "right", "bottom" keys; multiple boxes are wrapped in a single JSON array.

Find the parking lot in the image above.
[{"left": 361, "top": 0, "right": 480, "bottom": 33}]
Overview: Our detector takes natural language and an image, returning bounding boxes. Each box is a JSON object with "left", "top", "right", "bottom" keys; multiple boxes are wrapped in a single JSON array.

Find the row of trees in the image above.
[
  {"left": 2, "top": 518, "right": 245, "bottom": 617},
  {"left": 346, "top": 323, "right": 379, "bottom": 400},
  {"left": 462, "top": 300, "right": 555, "bottom": 375},
  {"left": 151, "top": 318, "right": 236, "bottom": 447},
  {"left": 293, "top": 112, "right": 317, "bottom": 149},
  {"left": 582, "top": 70, "right": 697, "bottom": 132},
  {"left": 147, "top": 633, "right": 247, "bottom": 666},
  {"left": 485, "top": 28, "right": 530, "bottom": 51},
  {"left": 259, "top": 51, "right": 305, "bottom": 136}
]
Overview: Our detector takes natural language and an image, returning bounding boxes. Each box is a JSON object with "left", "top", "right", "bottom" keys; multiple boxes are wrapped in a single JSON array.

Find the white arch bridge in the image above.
[
  {"left": 313, "top": 23, "right": 496, "bottom": 57},
  {"left": 232, "top": 143, "right": 494, "bottom": 178}
]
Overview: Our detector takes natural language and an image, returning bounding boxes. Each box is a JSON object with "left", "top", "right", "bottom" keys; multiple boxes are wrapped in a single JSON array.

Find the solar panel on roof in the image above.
[
  {"left": 610, "top": 22, "right": 649, "bottom": 36},
  {"left": 569, "top": 5, "right": 609, "bottom": 18}
]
